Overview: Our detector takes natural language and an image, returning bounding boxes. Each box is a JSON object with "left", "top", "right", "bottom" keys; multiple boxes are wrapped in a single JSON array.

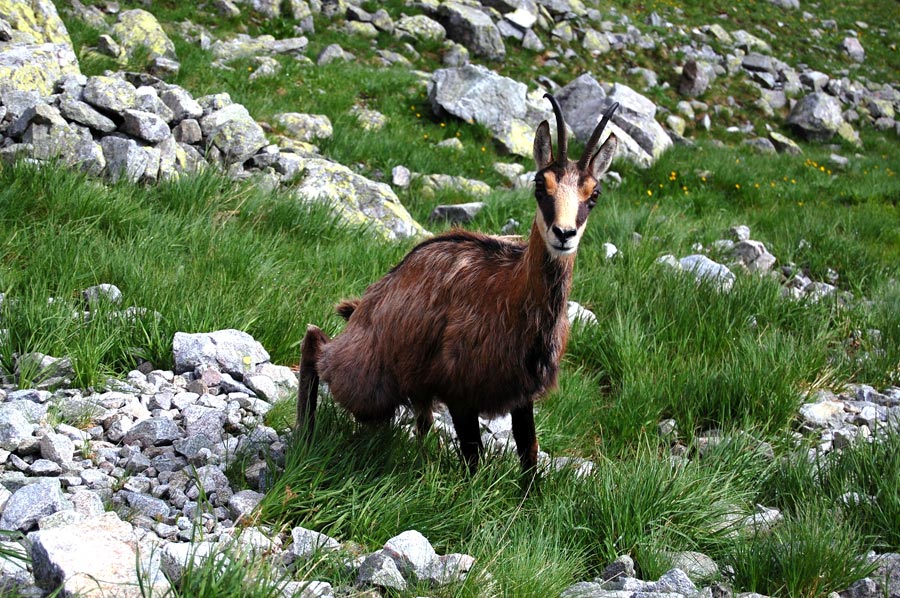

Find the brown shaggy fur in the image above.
[{"left": 297, "top": 95, "right": 619, "bottom": 473}]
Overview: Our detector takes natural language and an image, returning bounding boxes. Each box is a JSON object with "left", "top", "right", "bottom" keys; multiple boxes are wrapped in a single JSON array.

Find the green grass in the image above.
[{"left": 2, "top": 0, "right": 899, "bottom": 596}]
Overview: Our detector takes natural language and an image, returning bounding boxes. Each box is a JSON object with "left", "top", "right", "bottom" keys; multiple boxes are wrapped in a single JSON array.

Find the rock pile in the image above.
[
  {"left": 0, "top": 70, "right": 425, "bottom": 241},
  {"left": 653, "top": 224, "right": 851, "bottom": 304}
]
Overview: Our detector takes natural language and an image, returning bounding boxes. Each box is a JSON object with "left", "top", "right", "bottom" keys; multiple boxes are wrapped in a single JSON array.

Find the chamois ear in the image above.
[
  {"left": 587, "top": 134, "right": 618, "bottom": 181},
  {"left": 533, "top": 120, "right": 553, "bottom": 170}
]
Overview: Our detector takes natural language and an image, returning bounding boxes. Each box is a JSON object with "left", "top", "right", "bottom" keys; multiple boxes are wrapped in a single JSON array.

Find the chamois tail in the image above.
[
  {"left": 335, "top": 299, "right": 360, "bottom": 320},
  {"left": 297, "top": 324, "right": 329, "bottom": 441}
]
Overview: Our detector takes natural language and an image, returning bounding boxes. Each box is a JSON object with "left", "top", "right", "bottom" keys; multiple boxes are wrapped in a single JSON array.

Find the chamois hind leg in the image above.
[
  {"left": 414, "top": 403, "right": 434, "bottom": 439},
  {"left": 448, "top": 407, "right": 482, "bottom": 474},
  {"left": 511, "top": 400, "right": 539, "bottom": 472},
  {"left": 296, "top": 325, "right": 329, "bottom": 441}
]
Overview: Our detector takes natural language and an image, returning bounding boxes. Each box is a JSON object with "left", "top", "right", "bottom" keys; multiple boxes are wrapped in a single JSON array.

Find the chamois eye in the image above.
[{"left": 587, "top": 190, "right": 599, "bottom": 209}]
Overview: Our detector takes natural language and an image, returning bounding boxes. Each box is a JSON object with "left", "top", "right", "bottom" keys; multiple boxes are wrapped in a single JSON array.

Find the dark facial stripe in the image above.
[{"left": 575, "top": 201, "right": 589, "bottom": 227}]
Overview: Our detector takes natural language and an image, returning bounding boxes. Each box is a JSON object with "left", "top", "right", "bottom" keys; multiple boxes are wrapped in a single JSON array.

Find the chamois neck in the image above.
[{"left": 523, "top": 219, "right": 575, "bottom": 311}]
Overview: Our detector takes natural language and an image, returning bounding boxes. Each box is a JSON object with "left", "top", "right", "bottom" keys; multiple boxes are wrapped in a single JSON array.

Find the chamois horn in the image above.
[
  {"left": 577, "top": 101, "right": 620, "bottom": 171},
  {"left": 544, "top": 93, "right": 568, "bottom": 169}
]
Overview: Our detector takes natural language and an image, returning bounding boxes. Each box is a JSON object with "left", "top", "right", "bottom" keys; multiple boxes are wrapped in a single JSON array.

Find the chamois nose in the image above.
[{"left": 551, "top": 225, "right": 577, "bottom": 244}]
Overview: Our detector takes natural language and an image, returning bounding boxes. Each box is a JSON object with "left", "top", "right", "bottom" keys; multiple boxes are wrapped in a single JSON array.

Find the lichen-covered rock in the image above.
[
  {"left": 274, "top": 112, "right": 333, "bottom": 142},
  {"left": 59, "top": 98, "right": 117, "bottom": 133},
  {"left": 394, "top": 14, "right": 446, "bottom": 43},
  {"left": 0, "top": 43, "right": 80, "bottom": 96},
  {"left": 199, "top": 103, "right": 268, "bottom": 165},
  {"left": 83, "top": 75, "right": 139, "bottom": 114},
  {"left": 100, "top": 136, "right": 152, "bottom": 183},
  {"left": 0, "top": 0, "right": 70, "bottom": 44},
  {"left": 210, "top": 33, "right": 308, "bottom": 63},
  {"left": 110, "top": 9, "right": 177, "bottom": 63},
  {"left": 293, "top": 158, "right": 427, "bottom": 241}
]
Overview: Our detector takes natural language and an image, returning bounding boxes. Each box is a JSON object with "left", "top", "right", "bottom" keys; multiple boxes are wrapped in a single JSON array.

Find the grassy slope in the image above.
[{"left": 2, "top": 0, "right": 900, "bottom": 596}]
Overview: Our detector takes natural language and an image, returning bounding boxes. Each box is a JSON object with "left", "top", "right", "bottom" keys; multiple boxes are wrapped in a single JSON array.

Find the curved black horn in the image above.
[
  {"left": 577, "top": 101, "right": 620, "bottom": 171},
  {"left": 544, "top": 93, "right": 567, "bottom": 168}
]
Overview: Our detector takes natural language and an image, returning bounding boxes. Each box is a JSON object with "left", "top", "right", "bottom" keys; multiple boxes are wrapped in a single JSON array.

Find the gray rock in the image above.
[
  {"left": 799, "top": 400, "right": 846, "bottom": 428},
  {"left": 57, "top": 98, "right": 114, "bottom": 133},
  {"left": 560, "top": 581, "right": 614, "bottom": 597},
  {"left": 160, "top": 87, "right": 203, "bottom": 122},
  {"left": 357, "top": 552, "right": 407, "bottom": 591},
  {"left": 598, "top": 554, "right": 635, "bottom": 582},
  {"left": 800, "top": 70, "right": 829, "bottom": 92},
  {"left": 7, "top": 103, "right": 67, "bottom": 139},
  {"left": 172, "top": 329, "right": 270, "bottom": 377},
  {"left": 30, "top": 512, "right": 166, "bottom": 596},
  {"left": 39, "top": 433, "right": 74, "bottom": 465},
  {"left": 733, "top": 240, "right": 776, "bottom": 272},
  {"left": 743, "top": 137, "right": 777, "bottom": 154},
  {"left": 316, "top": 43, "right": 354, "bottom": 65},
  {"left": 383, "top": 529, "right": 439, "bottom": 580},
  {"left": 679, "top": 60, "right": 713, "bottom": 97},
  {"left": 429, "top": 64, "right": 536, "bottom": 156},
  {"left": 123, "top": 417, "right": 183, "bottom": 447},
  {"left": 787, "top": 93, "right": 844, "bottom": 142},
  {"left": 769, "top": 131, "right": 803, "bottom": 155},
  {"left": 160, "top": 541, "right": 218, "bottom": 585},
  {"left": 243, "top": 363, "right": 299, "bottom": 402},
  {"left": 173, "top": 118, "right": 202, "bottom": 144},
  {"left": 181, "top": 404, "right": 227, "bottom": 440},
  {"left": 121, "top": 109, "right": 171, "bottom": 143},
  {"left": 82, "top": 75, "right": 138, "bottom": 114},
  {"left": 679, "top": 255, "right": 735, "bottom": 292},
  {"left": 424, "top": 553, "right": 476, "bottom": 586},
  {"left": 656, "top": 568, "right": 699, "bottom": 594},
  {"left": 188, "top": 465, "right": 232, "bottom": 505},
  {"left": 227, "top": 489, "right": 264, "bottom": 522},
  {"left": 293, "top": 158, "right": 428, "bottom": 241},
  {"left": 0, "top": 407, "right": 33, "bottom": 452},
  {"left": 841, "top": 37, "right": 865, "bottom": 62},
  {"left": 82, "top": 283, "right": 122, "bottom": 307},
  {"left": 29, "top": 459, "right": 62, "bottom": 476},
  {"left": 100, "top": 136, "right": 152, "bottom": 183},
  {"left": 394, "top": 15, "right": 446, "bottom": 43},
  {"left": 555, "top": 75, "right": 670, "bottom": 167},
  {"left": 568, "top": 301, "right": 598, "bottom": 326},
  {"left": 199, "top": 104, "right": 268, "bottom": 165},
  {"left": 0, "top": 479, "right": 67, "bottom": 532},
  {"left": 437, "top": 2, "right": 505, "bottom": 61},
  {"left": 429, "top": 202, "right": 486, "bottom": 224},
  {"left": 110, "top": 9, "right": 177, "bottom": 63},
  {"left": 290, "top": 526, "right": 340, "bottom": 559},
  {"left": 274, "top": 112, "right": 333, "bottom": 142},
  {"left": 119, "top": 490, "right": 170, "bottom": 520}
]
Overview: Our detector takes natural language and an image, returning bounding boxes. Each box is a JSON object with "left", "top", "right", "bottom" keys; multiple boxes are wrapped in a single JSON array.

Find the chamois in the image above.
[{"left": 297, "top": 95, "right": 619, "bottom": 473}]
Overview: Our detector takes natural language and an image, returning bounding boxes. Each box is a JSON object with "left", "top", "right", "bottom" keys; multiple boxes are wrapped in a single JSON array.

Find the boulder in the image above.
[
  {"left": 110, "top": 9, "right": 177, "bottom": 64},
  {"left": 30, "top": 512, "right": 167, "bottom": 596},
  {"left": 293, "top": 158, "right": 427, "bottom": 241},
  {"left": 787, "top": 93, "right": 844, "bottom": 142},
  {"left": 0, "top": 479, "right": 68, "bottom": 532},
  {"left": 429, "top": 64, "right": 544, "bottom": 156},
  {"left": 172, "top": 329, "right": 270, "bottom": 377},
  {"left": 679, "top": 59, "right": 714, "bottom": 97},
  {"left": 394, "top": 14, "right": 446, "bottom": 43},
  {"left": 437, "top": 2, "right": 505, "bottom": 61},
  {"left": 0, "top": 0, "right": 81, "bottom": 95},
  {"left": 556, "top": 75, "right": 672, "bottom": 167}
]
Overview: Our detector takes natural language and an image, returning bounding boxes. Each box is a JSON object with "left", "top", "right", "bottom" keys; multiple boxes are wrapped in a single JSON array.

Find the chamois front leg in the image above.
[
  {"left": 511, "top": 401, "right": 539, "bottom": 472},
  {"left": 448, "top": 408, "right": 482, "bottom": 474},
  {"left": 415, "top": 408, "right": 434, "bottom": 439},
  {"left": 296, "top": 325, "right": 329, "bottom": 441}
]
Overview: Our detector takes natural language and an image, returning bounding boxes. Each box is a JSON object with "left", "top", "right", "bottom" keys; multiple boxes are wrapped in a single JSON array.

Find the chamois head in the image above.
[{"left": 533, "top": 95, "right": 619, "bottom": 258}]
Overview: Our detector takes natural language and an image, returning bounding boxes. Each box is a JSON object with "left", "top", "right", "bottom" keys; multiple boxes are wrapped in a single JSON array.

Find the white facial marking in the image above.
[{"left": 541, "top": 170, "right": 587, "bottom": 258}]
